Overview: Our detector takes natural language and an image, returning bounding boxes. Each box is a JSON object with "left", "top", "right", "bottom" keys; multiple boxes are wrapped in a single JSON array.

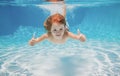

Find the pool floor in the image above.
[{"left": 0, "top": 39, "right": 120, "bottom": 76}]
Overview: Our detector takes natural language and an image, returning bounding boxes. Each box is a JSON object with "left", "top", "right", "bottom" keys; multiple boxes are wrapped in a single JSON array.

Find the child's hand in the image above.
[
  {"left": 79, "top": 34, "right": 86, "bottom": 42},
  {"left": 29, "top": 32, "right": 36, "bottom": 46},
  {"left": 29, "top": 38, "right": 36, "bottom": 46},
  {"left": 77, "top": 29, "right": 86, "bottom": 42}
]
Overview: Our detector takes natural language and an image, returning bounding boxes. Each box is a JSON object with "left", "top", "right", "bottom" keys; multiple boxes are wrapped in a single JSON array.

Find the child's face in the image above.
[{"left": 51, "top": 23, "right": 65, "bottom": 40}]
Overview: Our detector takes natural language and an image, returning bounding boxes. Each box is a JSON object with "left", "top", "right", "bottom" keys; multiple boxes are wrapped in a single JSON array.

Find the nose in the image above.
[
  {"left": 56, "top": 30, "right": 60, "bottom": 33},
  {"left": 56, "top": 30, "right": 61, "bottom": 34}
]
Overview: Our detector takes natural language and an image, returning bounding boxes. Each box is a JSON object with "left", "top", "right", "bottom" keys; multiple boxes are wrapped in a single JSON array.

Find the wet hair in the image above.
[
  {"left": 45, "top": 0, "right": 64, "bottom": 2},
  {"left": 44, "top": 13, "right": 66, "bottom": 32}
]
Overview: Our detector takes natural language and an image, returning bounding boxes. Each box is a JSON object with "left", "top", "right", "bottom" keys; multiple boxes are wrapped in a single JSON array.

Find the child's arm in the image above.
[
  {"left": 29, "top": 34, "right": 48, "bottom": 46},
  {"left": 67, "top": 32, "right": 86, "bottom": 42}
]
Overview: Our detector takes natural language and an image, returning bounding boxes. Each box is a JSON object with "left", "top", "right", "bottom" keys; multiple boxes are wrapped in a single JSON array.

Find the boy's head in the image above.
[{"left": 44, "top": 13, "right": 67, "bottom": 40}]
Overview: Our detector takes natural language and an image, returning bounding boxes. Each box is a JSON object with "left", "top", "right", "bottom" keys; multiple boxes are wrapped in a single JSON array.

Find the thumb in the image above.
[
  {"left": 32, "top": 32, "right": 36, "bottom": 39},
  {"left": 77, "top": 29, "right": 81, "bottom": 35},
  {"left": 32, "top": 37, "right": 35, "bottom": 40}
]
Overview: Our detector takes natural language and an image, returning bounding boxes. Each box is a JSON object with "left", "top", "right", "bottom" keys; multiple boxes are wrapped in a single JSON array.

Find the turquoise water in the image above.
[{"left": 0, "top": 1, "right": 120, "bottom": 76}]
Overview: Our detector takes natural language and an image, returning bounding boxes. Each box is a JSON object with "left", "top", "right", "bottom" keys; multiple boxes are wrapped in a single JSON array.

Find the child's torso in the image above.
[{"left": 47, "top": 34, "right": 68, "bottom": 44}]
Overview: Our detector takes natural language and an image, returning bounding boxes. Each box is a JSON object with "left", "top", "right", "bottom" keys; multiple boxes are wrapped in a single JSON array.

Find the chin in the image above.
[
  {"left": 55, "top": 37, "right": 62, "bottom": 40},
  {"left": 55, "top": 36, "right": 62, "bottom": 40}
]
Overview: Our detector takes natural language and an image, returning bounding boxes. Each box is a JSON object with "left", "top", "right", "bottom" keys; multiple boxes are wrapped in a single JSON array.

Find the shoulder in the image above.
[
  {"left": 41, "top": 33, "right": 49, "bottom": 38},
  {"left": 67, "top": 31, "right": 72, "bottom": 36}
]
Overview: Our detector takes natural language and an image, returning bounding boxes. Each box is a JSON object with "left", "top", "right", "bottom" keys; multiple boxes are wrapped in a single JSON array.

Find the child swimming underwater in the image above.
[{"left": 29, "top": 1, "right": 86, "bottom": 46}]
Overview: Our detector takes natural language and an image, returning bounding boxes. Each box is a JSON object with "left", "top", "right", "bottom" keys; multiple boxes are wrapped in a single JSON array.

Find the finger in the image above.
[
  {"left": 32, "top": 37, "right": 35, "bottom": 40},
  {"left": 32, "top": 32, "right": 36, "bottom": 38},
  {"left": 31, "top": 38, "right": 36, "bottom": 42}
]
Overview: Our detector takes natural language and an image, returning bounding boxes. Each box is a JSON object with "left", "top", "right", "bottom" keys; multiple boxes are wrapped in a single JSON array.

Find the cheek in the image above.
[
  {"left": 52, "top": 31, "right": 57, "bottom": 34},
  {"left": 51, "top": 31, "right": 56, "bottom": 35},
  {"left": 61, "top": 29, "right": 65, "bottom": 33}
]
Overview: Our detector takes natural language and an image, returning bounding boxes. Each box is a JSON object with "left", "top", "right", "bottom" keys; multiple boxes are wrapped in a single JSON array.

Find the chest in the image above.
[{"left": 48, "top": 36, "right": 68, "bottom": 44}]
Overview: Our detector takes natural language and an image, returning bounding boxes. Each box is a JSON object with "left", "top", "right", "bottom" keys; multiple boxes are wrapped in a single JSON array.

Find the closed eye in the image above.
[
  {"left": 60, "top": 28, "right": 63, "bottom": 30},
  {"left": 54, "top": 29, "right": 57, "bottom": 31}
]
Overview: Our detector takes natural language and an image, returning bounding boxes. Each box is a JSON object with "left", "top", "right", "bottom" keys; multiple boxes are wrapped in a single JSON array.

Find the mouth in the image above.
[
  {"left": 55, "top": 33, "right": 62, "bottom": 36},
  {"left": 56, "top": 34, "right": 61, "bottom": 36}
]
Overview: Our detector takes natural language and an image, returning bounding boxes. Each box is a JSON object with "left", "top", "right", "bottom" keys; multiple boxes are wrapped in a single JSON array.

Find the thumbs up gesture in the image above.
[
  {"left": 77, "top": 29, "right": 86, "bottom": 42},
  {"left": 29, "top": 32, "right": 36, "bottom": 46}
]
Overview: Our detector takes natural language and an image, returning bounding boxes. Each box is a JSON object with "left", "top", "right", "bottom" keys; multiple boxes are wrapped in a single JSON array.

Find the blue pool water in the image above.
[{"left": 0, "top": 0, "right": 120, "bottom": 76}]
